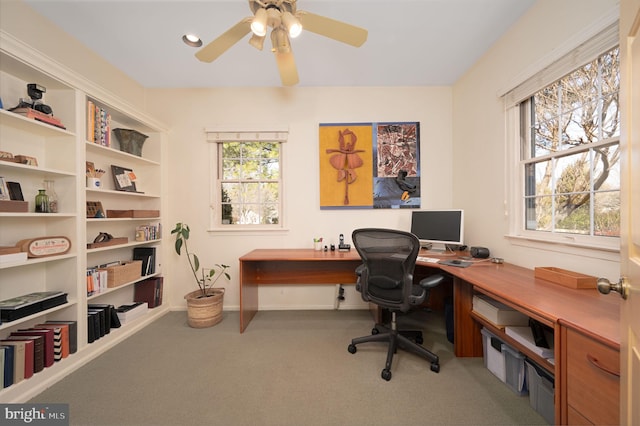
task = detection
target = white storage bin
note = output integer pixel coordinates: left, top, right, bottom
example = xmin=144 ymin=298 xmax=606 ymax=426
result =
xmin=481 ymin=327 xmax=506 ymax=382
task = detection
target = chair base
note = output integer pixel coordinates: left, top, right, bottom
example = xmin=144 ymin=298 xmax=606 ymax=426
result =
xmin=348 ymin=316 xmax=440 ymax=381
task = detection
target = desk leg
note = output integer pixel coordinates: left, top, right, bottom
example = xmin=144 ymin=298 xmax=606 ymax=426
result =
xmin=239 ymin=260 xmax=259 ymax=333
xmin=453 ymin=277 xmax=483 ymax=357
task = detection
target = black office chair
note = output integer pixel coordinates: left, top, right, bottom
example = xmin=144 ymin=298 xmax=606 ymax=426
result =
xmin=347 ymin=228 xmax=444 ymax=381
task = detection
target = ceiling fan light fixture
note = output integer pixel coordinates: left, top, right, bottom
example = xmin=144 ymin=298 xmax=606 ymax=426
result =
xmin=271 ymin=27 xmax=291 ymax=54
xmin=182 ymin=34 xmax=203 ymax=48
xmin=281 ymin=11 xmax=302 ymax=38
xmin=251 ymin=7 xmax=268 ymax=37
xmin=249 ymin=33 xmax=265 ymax=51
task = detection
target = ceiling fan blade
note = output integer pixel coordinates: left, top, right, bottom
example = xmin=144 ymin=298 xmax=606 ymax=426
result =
xmin=195 ymin=18 xmax=252 ymax=63
xmin=274 ymin=51 xmax=299 ymax=86
xmin=296 ymin=11 xmax=368 ymax=47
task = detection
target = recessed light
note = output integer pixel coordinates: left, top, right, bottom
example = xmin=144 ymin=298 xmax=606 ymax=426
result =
xmin=182 ymin=34 xmax=203 ymax=48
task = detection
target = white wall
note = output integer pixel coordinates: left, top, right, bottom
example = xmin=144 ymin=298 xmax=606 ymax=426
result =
xmin=145 ymin=87 xmax=453 ymax=310
xmin=452 ymin=0 xmax=621 ymax=279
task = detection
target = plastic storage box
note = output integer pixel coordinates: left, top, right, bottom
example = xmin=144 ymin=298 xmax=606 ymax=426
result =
xmin=525 ymin=360 xmax=555 ymax=425
xmin=481 ymin=327 xmax=506 ymax=382
xmin=502 ymin=344 xmax=528 ymax=395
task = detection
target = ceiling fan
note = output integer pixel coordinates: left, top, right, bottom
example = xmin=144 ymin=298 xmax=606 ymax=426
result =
xmin=195 ymin=0 xmax=368 ymax=86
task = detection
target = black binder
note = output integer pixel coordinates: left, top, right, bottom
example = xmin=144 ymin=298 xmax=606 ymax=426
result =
xmin=133 ymin=247 xmax=156 ymax=276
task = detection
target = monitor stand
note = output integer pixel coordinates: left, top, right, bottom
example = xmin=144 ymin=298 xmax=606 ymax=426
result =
xmin=420 ymin=242 xmax=447 ymax=254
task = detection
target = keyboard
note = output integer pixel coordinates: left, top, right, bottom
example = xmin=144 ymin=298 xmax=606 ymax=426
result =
xmin=416 ymin=256 xmax=441 ymax=263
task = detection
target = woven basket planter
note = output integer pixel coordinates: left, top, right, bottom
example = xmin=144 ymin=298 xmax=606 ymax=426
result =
xmin=184 ymin=288 xmax=225 ymax=328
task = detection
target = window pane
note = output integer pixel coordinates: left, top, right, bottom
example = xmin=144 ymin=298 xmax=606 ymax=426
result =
xmin=593 ymin=144 xmax=620 ymax=190
xmin=601 ymin=93 xmax=620 ymax=138
xmin=553 ymin=152 xmax=590 ymax=196
xmin=554 ymin=201 xmax=589 ymax=234
xmin=222 ymin=159 xmax=239 ymax=180
xmin=525 ymin=196 xmax=552 ymax=231
xmin=525 ymin=161 xmax=552 ymax=197
xmin=594 ymin=191 xmax=620 ymax=236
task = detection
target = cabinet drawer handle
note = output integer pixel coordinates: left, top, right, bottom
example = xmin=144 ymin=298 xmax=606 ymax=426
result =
xmin=586 ymin=354 xmax=620 ymax=378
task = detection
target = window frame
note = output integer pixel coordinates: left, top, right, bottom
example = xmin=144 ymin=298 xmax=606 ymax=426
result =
xmin=207 ymin=128 xmax=288 ymax=233
xmin=503 ymin=21 xmax=621 ymax=256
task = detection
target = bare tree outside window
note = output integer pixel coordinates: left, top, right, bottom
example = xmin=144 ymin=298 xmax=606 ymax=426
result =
xmin=521 ymin=47 xmax=620 ymax=238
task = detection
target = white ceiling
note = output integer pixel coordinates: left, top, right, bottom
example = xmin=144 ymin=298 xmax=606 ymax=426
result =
xmin=23 ymin=0 xmax=535 ymax=88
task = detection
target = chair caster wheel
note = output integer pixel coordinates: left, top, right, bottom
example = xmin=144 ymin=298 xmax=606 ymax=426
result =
xmin=348 ymin=344 xmax=357 ymax=354
xmin=431 ymin=363 xmax=440 ymax=373
xmin=371 ymin=328 xmax=379 ymax=335
xmin=381 ymin=369 xmax=392 ymax=381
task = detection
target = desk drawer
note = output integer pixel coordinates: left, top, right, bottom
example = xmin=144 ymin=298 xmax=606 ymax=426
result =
xmin=565 ymin=327 xmax=619 ymax=425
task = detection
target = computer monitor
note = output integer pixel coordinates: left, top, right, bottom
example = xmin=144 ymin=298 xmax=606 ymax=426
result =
xmin=410 ymin=209 xmax=464 ymax=252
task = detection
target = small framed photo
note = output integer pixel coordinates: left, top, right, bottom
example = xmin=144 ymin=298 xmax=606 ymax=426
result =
xmin=7 ymin=181 xmax=24 ymax=201
xmin=111 ymin=165 xmax=138 ymax=192
xmin=0 ymin=177 xmax=9 ymax=200
xmin=86 ymin=201 xmax=105 ymax=218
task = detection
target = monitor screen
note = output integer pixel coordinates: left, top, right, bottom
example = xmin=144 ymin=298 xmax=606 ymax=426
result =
xmin=410 ymin=209 xmax=464 ymax=250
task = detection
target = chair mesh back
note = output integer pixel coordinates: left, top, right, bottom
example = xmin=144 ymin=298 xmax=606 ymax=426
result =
xmin=352 ymin=228 xmax=420 ymax=312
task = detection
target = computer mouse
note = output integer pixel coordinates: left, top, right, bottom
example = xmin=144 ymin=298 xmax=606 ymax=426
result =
xmin=451 ymin=259 xmax=462 ymax=265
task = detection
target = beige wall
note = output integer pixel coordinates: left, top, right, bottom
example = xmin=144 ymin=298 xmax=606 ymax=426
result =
xmin=145 ymin=87 xmax=453 ymax=309
xmin=2 ymin=0 xmax=624 ymax=310
xmin=453 ymin=0 xmax=621 ymax=279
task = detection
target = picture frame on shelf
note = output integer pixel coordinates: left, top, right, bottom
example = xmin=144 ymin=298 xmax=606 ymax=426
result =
xmin=7 ymin=181 xmax=24 ymax=201
xmin=111 ymin=165 xmax=139 ymax=192
xmin=86 ymin=201 xmax=105 ymax=218
xmin=0 ymin=177 xmax=9 ymax=200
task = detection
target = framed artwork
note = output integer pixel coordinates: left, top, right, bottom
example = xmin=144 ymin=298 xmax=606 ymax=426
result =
xmin=319 ymin=122 xmax=420 ymax=209
xmin=111 ymin=165 xmax=138 ymax=192
xmin=0 ymin=177 xmax=10 ymax=200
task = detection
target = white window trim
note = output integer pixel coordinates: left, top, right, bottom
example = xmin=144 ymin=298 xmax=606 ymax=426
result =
xmin=206 ymin=126 xmax=289 ymax=233
xmin=503 ymin=19 xmax=621 ymax=259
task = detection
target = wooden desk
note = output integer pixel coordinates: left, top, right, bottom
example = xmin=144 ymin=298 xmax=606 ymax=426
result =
xmin=238 ymin=249 xmax=621 ymax=424
xmin=239 ymin=249 xmax=362 ymax=333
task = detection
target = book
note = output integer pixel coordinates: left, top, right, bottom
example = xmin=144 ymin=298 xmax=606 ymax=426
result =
xmin=472 ymin=295 xmax=529 ymax=327
xmin=0 ymin=291 xmax=68 ymax=322
xmin=88 ymin=309 xmax=106 ymax=337
xmin=46 ymin=321 xmax=77 ymax=354
xmin=0 ymin=341 xmax=25 ymax=383
xmin=36 ymin=324 xmax=69 ymax=359
xmin=88 ymin=304 xmax=115 ymax=332
xmin=134 ymin=277 xmax=163 ymax=308
xmin=116 ymin=302 xmax=148 ymax=323
xmin=9 ymin=107 xmax=66 ymax=129
xmin=34 ymin=325 xmax=62 ymax=361
xmin=1 ymin=345 xmax=14 ymax=387
xmin=13 ymin=329 xmax=54 ymax=368
xmin=3 ymin=338 xmax=34 ymax=378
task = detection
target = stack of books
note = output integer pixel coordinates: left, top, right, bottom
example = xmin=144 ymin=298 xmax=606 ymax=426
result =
xmin=472 ymin=294 xmax=529 ymax=328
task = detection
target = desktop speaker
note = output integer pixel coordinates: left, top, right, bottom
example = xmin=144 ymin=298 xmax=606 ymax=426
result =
xmin=470 ymin=246 xmax=490 ymax=259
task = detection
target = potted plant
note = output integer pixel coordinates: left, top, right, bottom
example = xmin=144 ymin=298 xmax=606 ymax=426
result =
xmin=172 ymin=222 xmax=230 ymax=328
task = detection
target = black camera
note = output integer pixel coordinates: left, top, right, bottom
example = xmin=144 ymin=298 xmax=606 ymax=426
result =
xmin=13 ymin=83 xmax=53 ymax=115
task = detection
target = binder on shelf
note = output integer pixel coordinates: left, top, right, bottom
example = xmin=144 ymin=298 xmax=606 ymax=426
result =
xmin=2 ymin=339 xmax=34 ymax=378
xmin=116 ymin=302 xmax=148 ymax=324
xmin=88 ymin=304 xmax=113 ymax=334
xmin=45 ymin=321 xmax=77 ymax=354
xmin=133 ymin=247 xmax=156 ymax=276
xmin=34 ymin=325 xmax=63 ymax=361
xmin=0 ymin=341 xmax=25 ymax=383
xmin=472 ymin=294 xmax=529 ymax=327
xmin=1 ymin=345 xmax=14 ymax=388
xmin=36 ymin=323 xmax=69 ymax=359
xmin=134 ymin=277 xmax=163 ymax=308
xmin=13 ymin=329 xmax=54 ymax=368
xmin=6 ymin=335 xmax=43 ymax=373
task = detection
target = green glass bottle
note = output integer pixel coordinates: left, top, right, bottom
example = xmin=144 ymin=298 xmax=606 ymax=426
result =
xmin=35 ymin=189 xmax=49 ymax=213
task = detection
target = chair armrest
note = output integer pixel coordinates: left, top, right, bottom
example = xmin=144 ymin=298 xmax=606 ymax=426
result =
xmin=355 ymin=264 xmax=366 ymax=276
xmin=419 ymin=274 xmax=444 ymax=289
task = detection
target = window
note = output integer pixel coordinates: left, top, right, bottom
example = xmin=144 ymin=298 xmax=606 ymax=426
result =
xmin=504 ymin=24 xmax=620 ymax=250
xmin=521 ymin=47 xmax=620 ymax=238
xmin=208 ymin=129 xmax=286 ymax=229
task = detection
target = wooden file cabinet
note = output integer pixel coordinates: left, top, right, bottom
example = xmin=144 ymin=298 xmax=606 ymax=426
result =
xmin=562 ymin=326 xmax=620 ymax=425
